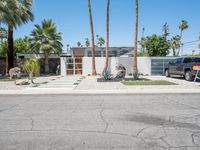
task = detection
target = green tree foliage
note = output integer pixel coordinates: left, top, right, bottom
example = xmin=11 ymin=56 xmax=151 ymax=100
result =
xmin=97 ymin=37 xmax=105 ymax=47
xmin=0 ymin=0 xmax=34 ymax=71
xmin=14 ymin=37 xmax=31 ymax=55
xmin=77 ymin=41 xmax=82 ymax=47
xmin=85 ymin=38 xmax=90 ymax=47
xmin=24 ymin=57 xmax=40 ymax=84
xmin=170 ymin=35 xmax=181 ymax=56
xmin=0 ymin=40 xmax=6 ymax=57
xmin=143 ymin=34 xmax=170 ymax=56
xmin=0 ymin=37 xmax=31 ymax=57
xmin=30 ymin=19 xmax=63 ymax=73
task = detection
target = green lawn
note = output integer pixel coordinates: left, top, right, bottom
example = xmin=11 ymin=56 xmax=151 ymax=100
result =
xmin=121 ymin=80 xmax=177 ymax=86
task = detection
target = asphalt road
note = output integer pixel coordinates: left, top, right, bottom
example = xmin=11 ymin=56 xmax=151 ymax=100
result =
xmin=0 ymin=94 xmax=200 ymax=150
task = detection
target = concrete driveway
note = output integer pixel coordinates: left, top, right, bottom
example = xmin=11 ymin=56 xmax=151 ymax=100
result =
xmin=0 ymin=94 xmax=200 ymax=150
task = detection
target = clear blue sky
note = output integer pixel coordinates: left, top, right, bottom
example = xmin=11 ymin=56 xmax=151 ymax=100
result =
xmin=15 ymin=0 xmax=200 ymax=54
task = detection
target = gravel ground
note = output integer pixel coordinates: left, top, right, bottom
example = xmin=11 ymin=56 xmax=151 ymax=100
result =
xmin=0 ymin=76 xmax=61 ymax=90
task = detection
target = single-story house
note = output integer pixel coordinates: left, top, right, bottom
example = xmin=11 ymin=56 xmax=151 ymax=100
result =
xmin=60 ymin=47 xmax=175 ymax=76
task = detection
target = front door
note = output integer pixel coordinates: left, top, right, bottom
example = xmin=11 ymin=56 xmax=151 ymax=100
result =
xmin=66 ymin=58 xmax=82 ymax=75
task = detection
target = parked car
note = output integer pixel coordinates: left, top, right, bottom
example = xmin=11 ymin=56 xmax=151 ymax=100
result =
xmin=165 ymin=57 xmax=200 ymax=81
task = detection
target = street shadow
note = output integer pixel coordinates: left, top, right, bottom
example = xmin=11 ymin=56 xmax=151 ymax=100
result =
xmin=125 ymin=114 xmax=200 ymax=130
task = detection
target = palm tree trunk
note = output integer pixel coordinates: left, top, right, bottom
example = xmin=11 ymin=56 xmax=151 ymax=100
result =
xmin=7 ymin=25 xmax=14 ymax=73
xmin=29 ymin=72 xmax=34 ymax=84
xmin=88 ymin=0 xmax=97 ymax=76
xmin=133 ymin=0 xmax=139 ymax=78
xmin=104 ymin=0 xmax=110 ymax=72
xmin=44 ymin=51 xmax=49 ymax=73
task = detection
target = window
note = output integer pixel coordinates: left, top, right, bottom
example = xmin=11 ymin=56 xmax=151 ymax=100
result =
xmin=193 ymin=58 xmax=200 ymax=63
xmin=183 ymin=58 xmax=191 ymax=63
xmin=175 ymin=58 xmax=183 ymax=64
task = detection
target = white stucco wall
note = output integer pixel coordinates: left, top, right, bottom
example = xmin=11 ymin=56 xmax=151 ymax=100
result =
xmin=82 ymin=57 xmax=151 ymax=76
xmin=60 ymin=57 xmax=176 ymax=76
xmin=60 ymin=57 xmax=67 ymax=76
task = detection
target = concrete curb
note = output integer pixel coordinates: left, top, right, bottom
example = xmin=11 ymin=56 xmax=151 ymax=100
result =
xmin=0 ymin=88 xmax=200 ymax=95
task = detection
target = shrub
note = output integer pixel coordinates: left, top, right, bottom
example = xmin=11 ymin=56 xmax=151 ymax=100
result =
xmin=24 ymin=57 xmax=40 ymax=84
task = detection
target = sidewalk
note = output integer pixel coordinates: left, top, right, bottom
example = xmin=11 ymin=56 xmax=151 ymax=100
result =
xmin=0 ymin=76 xmax=200 ymax=95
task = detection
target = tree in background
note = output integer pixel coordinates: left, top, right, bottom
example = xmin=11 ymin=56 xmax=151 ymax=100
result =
xmin=179 ymin=20 xmax=189 ymax=39
xmin=87 ymin=0 xmax=97 ymax=75
xmin=133 ymin=0 xmax=139 ymax=80
xmin=143 ymin=34 xmax=170 ymax=56
xmin=170 ymin=35 xmax=181 ymax=56
xmin=0 ymin=0 xmax=34 ymax=72
xmin=77 ymin=41 xmax=82 ymax=47
xmin=30 ymin=19 xmax=63 ymax=74
xmin=24 ymin=57 xmax=40 ymax=84
xmin=97 ymin=37 xmax=105 ymax=47
xmin=85 ymin=38 xmax=90 ymax=47
xmin=162 ymin=22 xmax=169 ymax=40
xmin=179 ymin=20 xmax=189 ymax=55
xmin=0 ymin=37 xmax=31 ymax=58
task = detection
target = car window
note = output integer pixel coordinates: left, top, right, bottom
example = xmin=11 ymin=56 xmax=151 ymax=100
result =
xmin=183 ymin=58 xmax=191 ymax=63
xmin=176 ymin=58 xmax=183 ymax=64
xmin=192 ymin=58 xmax=200 ymax=63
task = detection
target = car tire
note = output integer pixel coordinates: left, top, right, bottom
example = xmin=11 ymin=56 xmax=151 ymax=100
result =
xmin=165 ymin=69 xmax=170 ymax=77
xmin=185 ymin=70 xmax=194 ymax=81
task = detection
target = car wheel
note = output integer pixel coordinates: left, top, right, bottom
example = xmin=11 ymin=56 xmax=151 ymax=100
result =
xmin=185 ymin=70 xmax=194 ymax=81
xmin=165 ymin=69 xmax=170 ymax=77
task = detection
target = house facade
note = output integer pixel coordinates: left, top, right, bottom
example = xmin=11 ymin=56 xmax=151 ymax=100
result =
xmin=60 ymin=47 xmax=175 ymax=76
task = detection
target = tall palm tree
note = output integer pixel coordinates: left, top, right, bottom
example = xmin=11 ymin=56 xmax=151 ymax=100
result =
xmin=179 ymin=20 xmax=189 ymax=39
xmin=30 ymin=19 xmax=63 ymax=73
xmin=104 ymin=0 xmax=110 ymax=72
xmin=0 ymin=0 xmax=34 ymax=72
xmin=179 ymin=20 xmax=189 ymax=56
xmin=133 ymin=0 xmax=139 ymax=79
xmin=87 ymin=0 xmax=97 ymax=75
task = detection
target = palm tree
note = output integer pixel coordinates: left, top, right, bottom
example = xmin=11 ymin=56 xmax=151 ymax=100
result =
xmin=133 ymin=0 xmax=139 ymax=79
xmin=0 ymin=0 xmax=34 ymax=73
xmin=170 ymin=35 xmax=181 ymax=56
xmin=85 ymin=38 xmax=90 ymax=47
xmin=98 ymin=37 xmax=105 ymax=47
xmin=179 ymin=20 xmax=189 ymax=39
xmin=30 ymin=19 xmax=63 ymax=73
xmin=179 ymin=20 xmax=189 ymax=55
xmin=87 ymin=0 xmax=97 ymax=75
xmin=104 ymin=0 xmax=110 ymax=72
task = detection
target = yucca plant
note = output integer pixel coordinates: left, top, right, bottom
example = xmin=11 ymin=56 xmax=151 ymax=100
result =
xmin=24 ymin=57 xmax=40 ymax=84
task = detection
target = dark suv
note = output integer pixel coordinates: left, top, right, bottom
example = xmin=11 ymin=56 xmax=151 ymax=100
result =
xmin=165 ymin=57 xmax=200 ymax=81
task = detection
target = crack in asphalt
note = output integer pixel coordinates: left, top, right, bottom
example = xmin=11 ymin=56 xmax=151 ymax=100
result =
xmin=99 ymin=99 xmax=109 ymax=132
